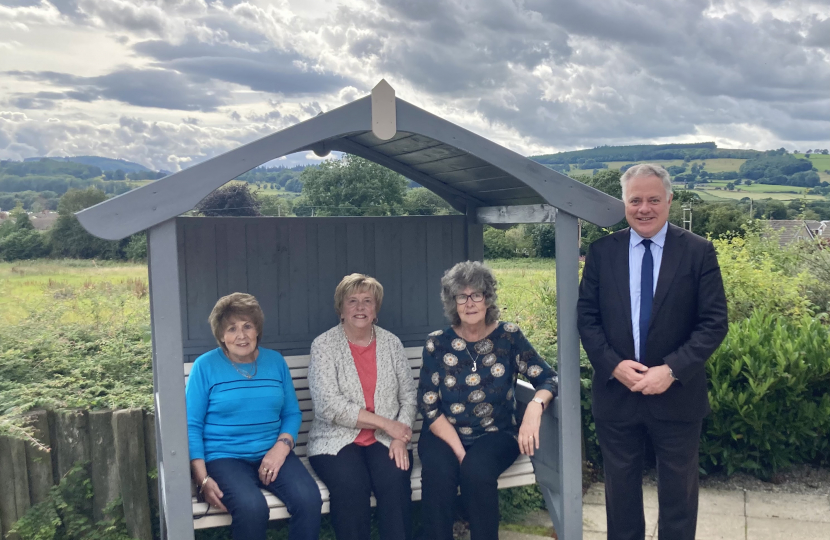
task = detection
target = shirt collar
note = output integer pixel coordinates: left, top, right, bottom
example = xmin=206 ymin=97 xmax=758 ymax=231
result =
xmin=629 ymin=221 xmax=669 ymax=249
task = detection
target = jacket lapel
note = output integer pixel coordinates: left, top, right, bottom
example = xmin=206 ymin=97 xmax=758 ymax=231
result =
xmin=649 ymin=224 xmax=685 ymax=327
xmin=612 ymin=229 xmax=634 ymax=344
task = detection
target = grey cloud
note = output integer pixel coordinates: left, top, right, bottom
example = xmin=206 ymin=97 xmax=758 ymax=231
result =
xmin=134 ymin=39 xmax=356 ymax=95
xmin=6 ymin=68 xmax=229 ymax=111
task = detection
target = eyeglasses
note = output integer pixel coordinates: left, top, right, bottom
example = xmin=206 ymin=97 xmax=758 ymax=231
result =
xmin=455 ymin=292 xmax=485 ymax=304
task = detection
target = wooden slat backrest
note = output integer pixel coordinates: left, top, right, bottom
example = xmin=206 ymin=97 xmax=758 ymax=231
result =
xmin=183 ymin=346 xmax=425 ymax=457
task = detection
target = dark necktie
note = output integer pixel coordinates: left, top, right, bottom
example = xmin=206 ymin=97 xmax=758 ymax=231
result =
xmin=639 ymin=239 xmax=653 ymax=363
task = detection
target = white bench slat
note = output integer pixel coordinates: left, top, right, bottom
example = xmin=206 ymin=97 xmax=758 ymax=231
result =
xmin=193 ymin=454 xmax=536 ymax=529
xmin=188 ymin=346 xmax=539 ymax=527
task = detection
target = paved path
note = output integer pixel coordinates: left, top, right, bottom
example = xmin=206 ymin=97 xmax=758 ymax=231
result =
xmin=499 ymin=483 xmax=830 ymax=539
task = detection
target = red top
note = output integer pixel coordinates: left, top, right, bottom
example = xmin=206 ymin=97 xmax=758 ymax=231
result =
xmin=350 ymin=340 xmax=378 ymax=446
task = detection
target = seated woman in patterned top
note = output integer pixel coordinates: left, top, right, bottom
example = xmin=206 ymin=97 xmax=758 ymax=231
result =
xmin=417 ymin=261 xmax=558 ymax=540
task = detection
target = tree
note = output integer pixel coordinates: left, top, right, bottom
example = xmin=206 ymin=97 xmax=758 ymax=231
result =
xmin=50 ymin=187 xmax=124 ymax=259
xmin=300 ymin=155 xmax=407 ymax=216
xmin=195 ymin=183 xmax=261 ymax=217
xmin=10 ymin=203 xmax=33 ymax=231
xmin=258 ymin=194 xmax=293 ymax=217
xmin=401 ymin=187 xmax=453 ymax=216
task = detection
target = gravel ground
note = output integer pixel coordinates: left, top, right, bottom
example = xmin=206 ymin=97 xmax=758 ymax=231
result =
xmin=642 ymin=465 xmax=830 ymax=496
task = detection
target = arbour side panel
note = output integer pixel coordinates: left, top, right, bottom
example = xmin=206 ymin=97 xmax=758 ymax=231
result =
xmin=178 ymin=216 xmax=472 ymax=358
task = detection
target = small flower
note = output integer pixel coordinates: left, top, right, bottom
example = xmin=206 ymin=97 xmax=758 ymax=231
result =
xmin=527 ymin=365 xmax=544 ymax=378
xmin=485 ymin=426 xmax=499 ymax=432
xmin=503 ymin=322 xmax=519 ymax=333
xmin=468 ymin=390 xmax=486 ymax=403
xmin=431 ymin=372 xmax=440 ymax=386
xmin=425 ymin=339 xmax=435 ymax=353
xmin=429 ymin=329 xmax=444 ymax=336
xmin=423 ymin=391 xmax=438 ymax=405
xmin=465 ymin=373 xmax=481 ymax=386
xmin=474 ymin=403 xmax=494 ymax=417
xmin=482 ymin=353 xmax=497 ymax=367
xmin=480 ymin=417 xmax=494 ymax=427
xmin=427 ymin=409 xmax=438 ymax=419
xmin=448 ymin=416 xmax=457 ymax=424
xmin=491 ymin=363 xmax=505 ymax=377
xmin=451 ymin=339 xmax=467 ymax=351
xmin=445 ymin=375 xmax=457 ymax=388
xmin=459 ymin=426 xmax=473 ymax=435
xmin=506 ymin=388 xmax=514 ymax=401
xmin=443 ymin=353 xmax=458 ymax=366
xmin=450 ymin=403 xmax=466 ymax=414
xmin=517 ymin=360 xmax=527 ymax=373
xmin=474 ymin=339 xmax=494 ymax=355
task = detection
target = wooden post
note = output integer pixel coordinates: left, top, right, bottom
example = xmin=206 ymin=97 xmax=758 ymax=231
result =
xmin=113 ymin=409 xmax=153 ymax=540
xmin=144 ymin=413 xmax=160 ymax=517
xmin=0 ymin=435 xmax=31 ymax=537
xmin=89 ymin=410 xmax=120 ymax=521
xmin=54 ymin=409 xmax=91 ymax=480
xmin=23 ymin=410 xmax=54 ymax=505
xmin=466 ymin=205 xmax=484 ymax=261
xmin=147 ymin=219 xmax=195 ymax=540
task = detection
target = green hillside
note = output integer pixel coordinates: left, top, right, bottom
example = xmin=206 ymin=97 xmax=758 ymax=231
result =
xmin=24 ymin=156 xmax=152 ymax=173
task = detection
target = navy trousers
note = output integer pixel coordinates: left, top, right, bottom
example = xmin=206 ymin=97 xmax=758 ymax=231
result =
xmin=205 ymin=451 xmax=322 ymax=540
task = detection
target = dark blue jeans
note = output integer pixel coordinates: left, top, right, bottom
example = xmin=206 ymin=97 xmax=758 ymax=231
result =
xmin=206 ymin=452 xmax=322 ymax=540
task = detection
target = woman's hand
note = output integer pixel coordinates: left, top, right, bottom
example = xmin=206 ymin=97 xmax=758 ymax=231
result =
xmin=388 ymin=439 xmax=410 ymax=470
xmin=518 ymin=401 xmax=544 ymax=456
xmin=259 ymin=442 xmax=290 ymax=485
xmin=201 ymin=478 xmax=227 ymax=512
xmin=383 ymin=419 xmax=413 ymax=443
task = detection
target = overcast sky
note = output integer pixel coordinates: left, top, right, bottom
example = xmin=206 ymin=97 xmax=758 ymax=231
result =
xmin=1 ymin=0 xmax=828 ymax=171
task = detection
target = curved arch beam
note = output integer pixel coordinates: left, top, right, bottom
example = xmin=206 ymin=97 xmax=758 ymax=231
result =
xmin=77 ymin=97 xmax=373 ymax=240
xmin=395 ymin=100 xmax=624 ymax=227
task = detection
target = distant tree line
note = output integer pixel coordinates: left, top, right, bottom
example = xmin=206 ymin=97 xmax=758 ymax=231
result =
xmin=533 ymin=142 xmax=759 ymax=166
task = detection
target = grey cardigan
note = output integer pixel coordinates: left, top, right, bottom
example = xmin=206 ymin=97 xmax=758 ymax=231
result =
xmin=307 ymin=324 xmax=418 ymax=457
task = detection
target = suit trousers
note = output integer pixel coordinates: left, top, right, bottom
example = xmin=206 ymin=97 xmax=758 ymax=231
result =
xmin=595 ymin=405 xmax=702 ymax=540
xmin=309 ymin=441 xmax=413 ymax=540
xmin=418 ymin=429 xmax=520 ymax=540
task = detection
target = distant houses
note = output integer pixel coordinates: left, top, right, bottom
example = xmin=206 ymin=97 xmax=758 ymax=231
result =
xmin=764 ymin=219 xmax=830 ymax=246
xmin=0 ymin=210 xmax=58 ymax=231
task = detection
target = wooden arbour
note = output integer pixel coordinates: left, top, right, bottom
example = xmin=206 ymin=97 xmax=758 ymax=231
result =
xmin=77 ymin=80 xmax=624 ymax=539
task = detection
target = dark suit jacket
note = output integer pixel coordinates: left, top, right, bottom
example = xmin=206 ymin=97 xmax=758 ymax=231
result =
xmin=577 ymin=223 xmax=729 ymax=422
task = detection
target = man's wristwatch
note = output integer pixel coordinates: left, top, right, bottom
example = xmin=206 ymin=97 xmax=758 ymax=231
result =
xmin=668 ymin=367 xmax=677 ymax=380
xmin=531 ymin=397 xmax=546 ymax=410
xmin=276 ymin=437 xmax=294 ymax=450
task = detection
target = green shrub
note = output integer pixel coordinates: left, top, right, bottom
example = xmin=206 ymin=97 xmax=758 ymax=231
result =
xmin=0 ymin=229 xmax=50 ymax=261
xmin=701 ymin=310 xmax=830 ymax=477
xmin=11 ymin=463 xmax=132 ymax=540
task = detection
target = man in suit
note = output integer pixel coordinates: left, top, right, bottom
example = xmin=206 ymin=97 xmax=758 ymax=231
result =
xmin=577 ymin=164 xmax=728 ymax=540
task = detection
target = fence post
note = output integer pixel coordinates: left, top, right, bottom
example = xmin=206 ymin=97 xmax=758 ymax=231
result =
xmin=90 ymin=410 xmax=121 ymax=522
xmin=23 ymin=409 xmax=54 ymax=505
xmin=113 ymin=409 xmax=153 ymax=540
xmin=54 ymin=409 xmax=91 ymax=480
xmin=0 ymin=435 xmax=31 ymax=538
xmin=144 ymin=413 xmax=160 ymax=516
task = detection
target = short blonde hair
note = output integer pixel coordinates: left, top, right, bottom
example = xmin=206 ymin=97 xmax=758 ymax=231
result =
xmin=334 ymin=274 xmax=384 ymax=319
xmin=208 ymin=293 xmax=265 ymax=352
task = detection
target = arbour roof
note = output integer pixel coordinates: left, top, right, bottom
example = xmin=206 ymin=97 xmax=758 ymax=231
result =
xmin=77 ymin=82 xmax=623 ymax=240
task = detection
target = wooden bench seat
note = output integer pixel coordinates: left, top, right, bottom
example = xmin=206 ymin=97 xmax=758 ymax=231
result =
xmin=185 ymin=346 xmax=545 ymax=530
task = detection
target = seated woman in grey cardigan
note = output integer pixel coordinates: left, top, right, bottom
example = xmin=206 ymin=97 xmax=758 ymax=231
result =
xmin=308 ymin=273 xmax=418 ymax=540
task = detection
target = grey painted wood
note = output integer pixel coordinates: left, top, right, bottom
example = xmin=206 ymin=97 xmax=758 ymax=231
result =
xmin=371 ymin=79 xmax=396 ymax=140
xmin=395 ymin=99 xmax=624 ymax=226
xmin=177 ymin=216 xmax=471 ymax=358
xmin=465 ymin=207 xmax=484 ymax=262
xmin=477 ymin=204 xmax=557 ymax=224
xmin=555 ymin=212 xmax=583 ymax=539
xmin=113 ymin=409 xmax=153 ymax=540
xmin=89 ymin=410 xmax=120 ymax=522
xmin=76 ymin=97 xmax=373 ymax=240
xmin=22 ymin=410 xmax=53 ymax=505
xmin=147 ymin=219 xmax=194 ymax=540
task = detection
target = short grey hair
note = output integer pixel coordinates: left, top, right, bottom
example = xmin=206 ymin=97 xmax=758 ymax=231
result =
xmin=620 ymin=163 xmax=673 ymax=200
xmin=440 ymin=261 xmax=500 ymax=326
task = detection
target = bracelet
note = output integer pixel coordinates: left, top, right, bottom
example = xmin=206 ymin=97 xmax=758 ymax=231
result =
xmin=276 ymin=437 xmax=294 ymax=451
xmin=531 ymin=397 xmax=546 ymax=410
xmin=199 ymin=475 xmax=211 ymax=493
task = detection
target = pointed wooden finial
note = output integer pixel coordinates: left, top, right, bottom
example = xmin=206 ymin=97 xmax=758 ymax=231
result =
xmin=371 ymin=79 xmax=396 ymax=140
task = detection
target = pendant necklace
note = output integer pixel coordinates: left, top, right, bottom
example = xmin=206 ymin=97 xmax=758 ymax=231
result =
xmin=459 ymin=329 xmax=481 ymax=372
xmin=229 ymin=358 xmax=257 ymax=379
xmin=345 ymin=325 xmax=375 ymax=347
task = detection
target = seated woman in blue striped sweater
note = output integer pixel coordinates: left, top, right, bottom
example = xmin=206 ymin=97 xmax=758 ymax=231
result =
xmin=186 ymin=293 xmax=322 ymax=540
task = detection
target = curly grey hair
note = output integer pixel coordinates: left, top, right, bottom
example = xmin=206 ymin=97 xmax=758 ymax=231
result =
xmin=620 ymin=163 xmax=673 ymax=200
xmin=440 ymin=261 xmax=500 ymax=326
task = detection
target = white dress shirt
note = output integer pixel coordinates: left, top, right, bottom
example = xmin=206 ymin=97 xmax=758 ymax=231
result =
xmin=629 ymin=222 xmax=668 ymax=362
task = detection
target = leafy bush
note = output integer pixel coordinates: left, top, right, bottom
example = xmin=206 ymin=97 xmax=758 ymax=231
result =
xmin=0 ymin=229 xmax=50 ymax=261
xmin=483 ymin=226 xmax=534 ymax=259
xmin=701 ymin=310 xmax=830 ymax=476
xmin=11 ymin=463 xmax=132 ymax=540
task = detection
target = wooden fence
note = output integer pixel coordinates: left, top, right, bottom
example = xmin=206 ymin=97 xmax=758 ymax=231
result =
xmin=0 ymin=409 xmax=158 ymax=540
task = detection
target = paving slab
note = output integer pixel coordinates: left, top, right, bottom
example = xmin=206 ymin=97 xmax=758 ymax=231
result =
xmin=497 ymin=530 xmax=552 ymax=540
xmin=583 ymin=483 xmax=659 ymax=508
xmin=747 ymin=516 xmax=829 ymax=540
xmin=695 ymin=512 xmax=747 ymax=540
xmin=698 ymin=488 xmax=746 ymax=516
xmin=745 ymin=491 xmax=830 ymax=523
xmin=582 ymin=502 xmax=658 ymax=535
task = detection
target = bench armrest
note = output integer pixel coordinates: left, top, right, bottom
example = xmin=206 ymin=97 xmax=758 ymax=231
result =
xmin=516 ymin=379 xmax=560 ymax=489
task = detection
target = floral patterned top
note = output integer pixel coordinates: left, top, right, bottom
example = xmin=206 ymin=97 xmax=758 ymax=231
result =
xmin=417 ymin=322 xmax=558 ymax=444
